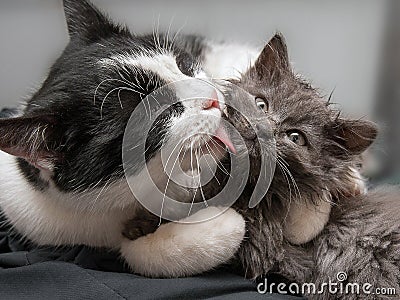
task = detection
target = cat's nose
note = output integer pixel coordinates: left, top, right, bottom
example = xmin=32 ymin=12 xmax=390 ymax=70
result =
xmin=203 ymin=99 xmax=220 ymax=110
xmin=202 ymin=90 xmax=220 ymax=110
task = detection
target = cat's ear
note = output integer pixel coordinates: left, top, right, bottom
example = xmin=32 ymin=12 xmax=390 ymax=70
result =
xmin=249 ymin=33 xmax=290 ymax=80
xmin=331 ymin=119 xmax=378 ymax=155
xmin=63 ymin=0 xmax=125 ymax=41
xmin=0 ymin=115 xmax=61 ymax=170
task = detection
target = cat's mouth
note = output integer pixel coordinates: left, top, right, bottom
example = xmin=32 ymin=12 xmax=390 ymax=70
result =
xmin=174 ymin=125 xmax=236 ymax=174
xmin=192 ymin=124 xmax=236 ymax=157
xmin=211 ymin=126 xmax=236 ymax=154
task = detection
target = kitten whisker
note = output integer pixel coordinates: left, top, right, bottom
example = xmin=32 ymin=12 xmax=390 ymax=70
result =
xmin=277 ymin=157 xmax=302 ymax=201
xmin=277 ymin=160 xmax=293 ymax=223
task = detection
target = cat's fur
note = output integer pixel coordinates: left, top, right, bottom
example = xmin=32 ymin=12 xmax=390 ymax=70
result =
xmin=0 ymin=0 xmax=247 ymax=278
xmin=226 ymin=34 xmax=399 ymax=299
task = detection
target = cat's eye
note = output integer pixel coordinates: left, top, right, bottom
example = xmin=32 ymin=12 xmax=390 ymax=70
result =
xmin=255 ymin=97 xmax=269 ymax=112
xmin=176 ymin=53 xmax=195 ymax=76
xmin=286 ymin=130 xmax=307 ymax=147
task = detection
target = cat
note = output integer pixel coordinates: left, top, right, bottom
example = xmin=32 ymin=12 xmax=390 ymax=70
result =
xmin=225 ymin=34 xmax=399 ymax=299
xmin=0 ymin=0 xmax=247 ymax=278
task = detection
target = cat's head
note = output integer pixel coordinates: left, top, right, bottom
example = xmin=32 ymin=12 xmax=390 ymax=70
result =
xmin=228 ymin=33 xmax=378 ymax=243
xmin=0 ymin=0 xmax=228 ymax=211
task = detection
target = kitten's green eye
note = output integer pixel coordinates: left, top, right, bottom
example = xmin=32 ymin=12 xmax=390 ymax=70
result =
xmin=286 ymin=130 xmax=307 ymax=146
xmin=255 ymin=97 xmax=269 ymax=112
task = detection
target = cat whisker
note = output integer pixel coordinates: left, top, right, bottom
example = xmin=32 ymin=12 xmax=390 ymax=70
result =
xmin=155 ymin=14 xmax=162 ymax=53
xmin=117 ymin=89 xmax=124 ymax=109
xmin=280 ymin=161 xmax=301 ymax=200
xmin=144 ymin=96 xmax=152 ymax=119
xmin=166 ymin=15 xmax=176 ymax=52
xmin=170 ymin=19 xmax=187 ymax=53
xmin=195 ymin=147 xmax=208 ymax=208
xmin=100 ymin=86 xmax=145 ymax=119
xmin=159 ymin=139 xmax=185 ymax=225
xmin=199 ymin=137 xmax=221 ymax=185
xmin=187 ymin=141 xmax=198 ymax=216
xmin=165 ymin=15 xmax=175 ymax=50
xmin=206 ymin=138 xmax=231 ymax=177
xmin=94 ymin=78 xmax=142 ymax=105
xmin=203 ymin=141 xmax=230 ymax=178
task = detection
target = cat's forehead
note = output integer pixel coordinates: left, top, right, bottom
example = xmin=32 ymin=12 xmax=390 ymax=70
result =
xmin=99 ymin=50 xmax=189 ymax=84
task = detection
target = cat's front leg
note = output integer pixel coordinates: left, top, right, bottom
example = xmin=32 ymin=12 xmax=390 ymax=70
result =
xmin=120 ymin=206 xmax=245 ymax=278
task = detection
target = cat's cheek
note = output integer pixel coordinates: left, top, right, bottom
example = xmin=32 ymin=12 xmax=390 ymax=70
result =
xmin=119 ymin=206 xmax=246 ymax=278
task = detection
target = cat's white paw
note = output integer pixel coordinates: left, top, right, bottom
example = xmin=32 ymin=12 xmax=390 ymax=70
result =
xmin=120 ymin=206 xmax=245 ymax=278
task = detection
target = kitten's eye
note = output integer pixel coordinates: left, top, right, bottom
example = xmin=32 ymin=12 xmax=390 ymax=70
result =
xmin=286 ymin=130 xmax=307 ymax=146
xmin=255 ymin=97 xmax=269 ymax=112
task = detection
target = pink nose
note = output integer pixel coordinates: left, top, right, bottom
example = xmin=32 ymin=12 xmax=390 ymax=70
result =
xmin=203 ymin=90 xmax=220 ymax=110
xmin=203 ymin=99 xmax=220 ymax=110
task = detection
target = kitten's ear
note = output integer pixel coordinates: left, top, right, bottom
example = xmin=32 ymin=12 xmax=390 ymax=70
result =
xmin=63 ymin=0 xmax=124 ymax=41
xmin=0 ymin=115 xmax=61 ymax=170
xmin=331 ymin=119 xmax=378 ymax=155
xmin=249 ymin=33 xmax=290 ymax=80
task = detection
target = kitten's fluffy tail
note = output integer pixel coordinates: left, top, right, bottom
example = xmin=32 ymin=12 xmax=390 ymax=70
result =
xmin=120 ymin=206 xmax=245 ymax=278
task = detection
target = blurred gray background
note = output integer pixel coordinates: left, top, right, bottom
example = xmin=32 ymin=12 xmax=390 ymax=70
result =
xmin=0 ymin=0 xmax=398 ymax=180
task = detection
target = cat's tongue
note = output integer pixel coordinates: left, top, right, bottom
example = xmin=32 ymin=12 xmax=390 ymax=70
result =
xmin=214 ymin=126 xmax=236 ymax=154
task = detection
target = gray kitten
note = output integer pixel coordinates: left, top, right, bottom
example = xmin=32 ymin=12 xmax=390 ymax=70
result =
xmin=227 ymin=34 xmax=399 ymax=299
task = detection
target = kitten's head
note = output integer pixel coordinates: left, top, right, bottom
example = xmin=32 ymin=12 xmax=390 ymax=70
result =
xmin=0 ymin=0 xmax=227 ymax=211
xmin=228 ymin=34 xmax=378 ymax=240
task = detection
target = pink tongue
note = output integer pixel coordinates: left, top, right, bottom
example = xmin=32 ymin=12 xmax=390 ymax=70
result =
xmin=214 ymin=126 xmax=236 ymax=154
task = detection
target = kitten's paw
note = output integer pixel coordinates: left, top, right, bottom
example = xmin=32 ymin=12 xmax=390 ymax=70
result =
xmin=120 ymin=206 xmax=245 ymax=278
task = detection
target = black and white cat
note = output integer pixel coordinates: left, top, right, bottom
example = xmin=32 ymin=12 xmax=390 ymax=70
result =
xmin=0 ymin=0 xmax=248 ymax=278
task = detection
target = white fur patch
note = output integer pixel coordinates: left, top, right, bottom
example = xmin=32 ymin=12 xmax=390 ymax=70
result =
xmin=100 ymin=52 xmax=194 ymax=83
xmin=283 ymin=195 xmax=332 ymax=245
xmin=0 ymin=151 xmax=137 ymax=248
xmin=202 ymin=42 xmax=259 ymax=80
xmin=120 ymin=206 xmax=245 ymax=277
